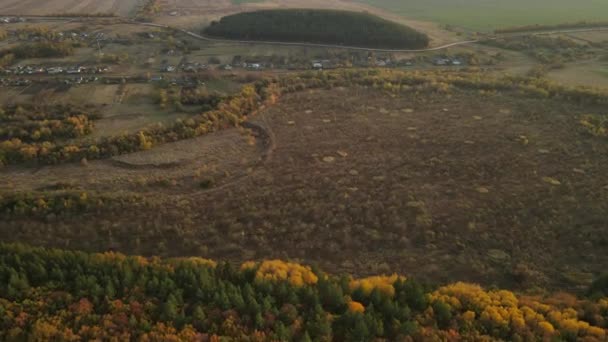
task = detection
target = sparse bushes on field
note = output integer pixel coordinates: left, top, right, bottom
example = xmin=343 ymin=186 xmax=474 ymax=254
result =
xmin=0 ymin=191 xmax=145 ymax=218
xmin=98 ymin=53 xmax=129 ymax=64
xmin=137 ymin=0 xmax=162 ymax=18
xmin=580 ymin=114 xmax=608 ymax=137
xmin=481 ymin=35 xmax=593 ymax=64
xmin=3 ymin=69 xmax=608 ymax=168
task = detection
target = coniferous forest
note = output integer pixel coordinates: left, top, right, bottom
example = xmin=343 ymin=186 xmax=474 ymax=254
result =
xmin=0 ymin=244 xmax=606 ymax=341
xmin=204 ymin=9 xmax=430 ymax=49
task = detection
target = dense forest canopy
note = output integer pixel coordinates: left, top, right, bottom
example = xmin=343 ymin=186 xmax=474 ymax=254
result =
xmin=203 ymin=9 xmax=430 ymax=49
xmin=0 ymin=243 xmax=606 ymax=340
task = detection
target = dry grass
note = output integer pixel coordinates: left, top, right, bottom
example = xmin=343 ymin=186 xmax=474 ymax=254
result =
xmin=548 ymin=61 xmax=608 ymax=88
xmin=1 ymin=86 xmax=607 ymax=289
xmin=0 ymin=0 xmax=139 ymax=16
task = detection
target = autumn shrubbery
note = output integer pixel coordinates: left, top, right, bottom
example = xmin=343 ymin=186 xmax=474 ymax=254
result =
xmin=580 ymin=114 xmax=608 ymax=137
xmin=2 ymin=69 xmax=607 ymax=169
xmin=0 ymin=191 xmax=147 ymax=218
xmin=0 ymin=83 xmax=267 ymax=167
xmin=0 ymin=104 xmax=96 ymax=143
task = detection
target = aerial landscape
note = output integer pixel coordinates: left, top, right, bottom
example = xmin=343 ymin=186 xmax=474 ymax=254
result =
xmin=0 ymin=0 xmax=607 ymax=340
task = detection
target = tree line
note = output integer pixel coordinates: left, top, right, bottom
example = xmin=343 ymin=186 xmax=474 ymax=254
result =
xmin=204 ymin=9 xmax=430 ymax=49
xmin=0 ymin=41 xmax=74 ymax=59
xmin=495 ymin=21 xmax=608 ymax=34
xmin=0 ymin=243 xmax=605 ymax=340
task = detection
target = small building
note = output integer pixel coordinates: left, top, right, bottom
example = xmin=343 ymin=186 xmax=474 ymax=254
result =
xmin=433 ymin=57 xmax=451 ymax=66
xmin=161 ymin=65 xmax=176 ymax=72
xmin=246 ymin=63 xmax=262 ymax=70
xmin=66 ymin=66 xmax=83 ymax=74
xmin=47 ymin=67 xmax=63 ymax=74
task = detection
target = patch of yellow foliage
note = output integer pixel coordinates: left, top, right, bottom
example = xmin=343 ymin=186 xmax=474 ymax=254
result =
xmin=240 ymin=261 xmax=257 ymax=271
xmin=255 ymin=260 xmax=318 ymax=287
xmin=349 ymin=274 xmax=404 ymax=298
xmin=171 ymin=257 xmax=217 ymax=268
xmin=348 ymin=300 xmax=365 ymax=313
xmin=431 ymin=282 xmax=607 ymax=340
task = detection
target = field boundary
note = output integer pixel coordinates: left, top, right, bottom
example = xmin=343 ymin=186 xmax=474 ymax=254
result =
xmin=7 ymin=16 xmax=608 ymax=53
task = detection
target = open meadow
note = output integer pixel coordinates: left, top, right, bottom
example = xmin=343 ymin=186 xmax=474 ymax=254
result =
xmin=355 ymin=0 xmax=608 ymax=31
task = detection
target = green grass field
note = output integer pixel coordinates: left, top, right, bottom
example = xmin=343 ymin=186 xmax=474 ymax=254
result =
xmin=357 ymin=0 xmax=608 ymax=31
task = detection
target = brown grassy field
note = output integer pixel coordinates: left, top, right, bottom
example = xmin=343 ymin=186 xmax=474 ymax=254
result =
xmin=1 ymin=85 xmax=607 ymax=290
xmin=0 ymin=0 xmax=140 ymax=16
xmin=548 ymin=61 xmax=608 ymax=88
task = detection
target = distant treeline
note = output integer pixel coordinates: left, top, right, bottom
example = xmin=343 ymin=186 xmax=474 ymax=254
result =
xmin=495 ymin=21 xmax=608 ymax=34
xmin=204 ymin=9 xmax=430 ymax=49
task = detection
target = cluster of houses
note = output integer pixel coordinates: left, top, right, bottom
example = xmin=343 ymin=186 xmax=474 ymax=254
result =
xmin=0 ymin=73 xmax=208 ymax=87
xmin=0 ymin=17 xmax=26 ymax=24
xmin=0 ymin=76 xmax=101 ymax=87
xmin=149 ymin=75 xmax=206 ymax=87
xmin=0 ymin=65 xmax=111 ymax=76
xmin=8 ymin=29 xmax=107 ymax=42
xmin=160 ymin=61 xmax=209 ymax=73
xmin=432 ymin=56 xmax=465 ymax=66
xmin=0 ymin=78 xmax=32 ymax=87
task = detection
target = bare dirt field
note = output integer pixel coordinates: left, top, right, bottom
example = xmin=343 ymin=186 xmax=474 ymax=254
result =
xmin=0 ymin=0 xmax=140 ymax=16
xmin=1 ymin=85 xmax=607 ymax=290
